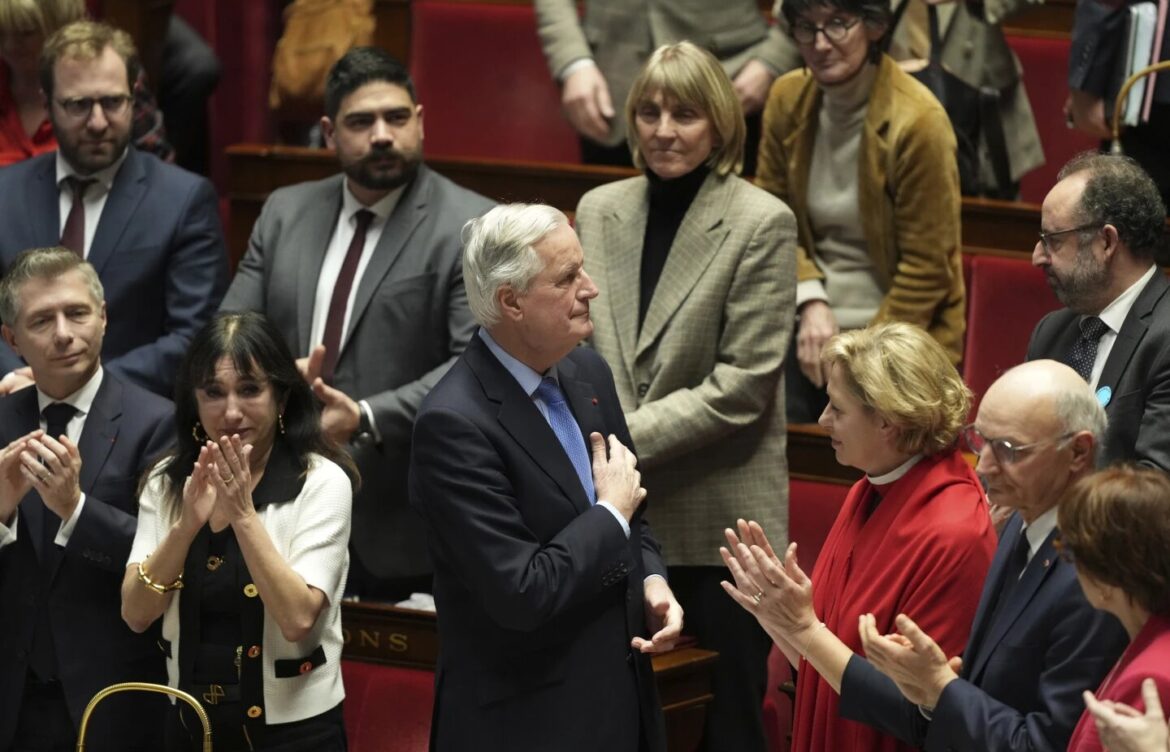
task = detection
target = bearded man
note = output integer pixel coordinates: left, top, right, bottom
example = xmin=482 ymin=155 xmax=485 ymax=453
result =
xmin=221 ymin=47 xmax=495 ymax=598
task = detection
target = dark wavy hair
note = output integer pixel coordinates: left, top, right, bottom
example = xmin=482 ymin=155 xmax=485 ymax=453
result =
xmin=157 ymin=312 xmax=358 ymax=507
xmin=324 ymin=46 xmax=415 ymax=119
xmin=1058 ymin=152 xmax=1167 ymax=262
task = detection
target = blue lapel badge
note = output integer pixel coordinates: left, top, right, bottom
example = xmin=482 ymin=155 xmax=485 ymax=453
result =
xmin=1096 ymin=386 xmax=1112 ymax=408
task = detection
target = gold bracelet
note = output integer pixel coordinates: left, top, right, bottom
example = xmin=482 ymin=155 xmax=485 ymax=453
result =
xmin=801 ymin=621 xmax=826 ymax=660
xmin=137 ymin=559 xmax=184 ymax=594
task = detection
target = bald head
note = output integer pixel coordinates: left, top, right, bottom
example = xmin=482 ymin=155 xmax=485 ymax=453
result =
xmin=974 ymin=360 xmax=1106 ymax=521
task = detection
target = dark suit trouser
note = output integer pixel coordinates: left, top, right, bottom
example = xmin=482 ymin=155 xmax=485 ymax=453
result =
xmin=1118 ymin=103 xmax=1170 ymax=221
xmin=13 ymin=678 xmax=74 ymax=752
xmin=670 ymin=565 xmax=772 ymax=752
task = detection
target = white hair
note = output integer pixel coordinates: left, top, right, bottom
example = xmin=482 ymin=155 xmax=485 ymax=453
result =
xmin=461 ymin=203 xmax=567 ymax=327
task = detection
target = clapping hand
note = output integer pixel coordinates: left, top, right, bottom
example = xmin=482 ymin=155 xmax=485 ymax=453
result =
xmin=20 ymin=432 xmax=82 ymax=522
xmin=858 ymin=613 xmax=962 ymax=709
xmin=208 ymin=435 xmax=255 ymax=524
xmin=0 ymin=431 xmax=40 ymax=524
xmin=1084 ymin=679 xmax=1170 ymax=752
xmin=179 ymin=443 xmax=219 ymax=534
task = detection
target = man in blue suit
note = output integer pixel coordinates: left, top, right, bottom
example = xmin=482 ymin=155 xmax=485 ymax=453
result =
xmin=0 ymin=21 xmax=226 ymax=398
xmin=410 ymin=204 xmax=682 ymax=752
xmin=837 ymin=360 xmax=1129 ymax=751
xmin=0 ymin=247 xmax=173 ymax=751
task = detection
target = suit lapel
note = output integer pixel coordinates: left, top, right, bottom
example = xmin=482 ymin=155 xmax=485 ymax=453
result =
xmin=636 ymin=174 xmax=729 ymax=358
xmin=962 ymin=514 xmax=1020 ymax=678
xmin=1097 ymin=272 xmax=1169 ymax=393
xmin=968 ymin=521 xmax=1060 ymax=683
xmin=599 ymin=181 xmax=646 ymax=385
xmin=466 ymin=338 xmax=589 ymax=514
xmin=294 ymin=178 xmax=345 ymax=354
xmin=341 ymin=168 xmax=430 ymax=360
xmin=30 ymin=156 xmax=60 ymax=244
xmin=88 ymin=150 xmax=147 ymax=275
xmin=76 ymin=376 xmax=121 ymax=494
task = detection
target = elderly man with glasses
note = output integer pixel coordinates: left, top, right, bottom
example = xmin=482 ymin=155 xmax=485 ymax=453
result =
xmin=0 ymin=20 xmax=226 ymax=399
xmin=1026 ymin=152 xmax=1170 ymax=473
xmin=723 ymin=358 xmax=1128 ymax=752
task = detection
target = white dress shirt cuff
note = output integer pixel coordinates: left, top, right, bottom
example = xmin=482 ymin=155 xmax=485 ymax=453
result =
xmin=559 ymin=57 xmax=597 ymax=82
xmin=358 ymin=400 xmax=382 ymax=444
xmin=54 ymin=493 xmax=86 ymax=547
xmin=0 ymin=508 xmax=17 ymax=550
xmin=597 ymin=501 xmax=630 ymax=537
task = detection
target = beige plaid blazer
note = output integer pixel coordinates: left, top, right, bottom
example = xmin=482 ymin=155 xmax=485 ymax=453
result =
xmin=576 ymin=171 xmax=796 ymax=566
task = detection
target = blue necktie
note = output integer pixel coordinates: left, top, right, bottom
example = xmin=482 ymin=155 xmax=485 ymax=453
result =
xmin=534 ymin=377 xmax=595 ymax=504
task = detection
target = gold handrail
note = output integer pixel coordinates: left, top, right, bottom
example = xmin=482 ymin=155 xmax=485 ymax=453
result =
xmin=1111 ymin=60 xmax=1170 ymax=153
xmin=76 ymin=682 xmax=212 ymax=752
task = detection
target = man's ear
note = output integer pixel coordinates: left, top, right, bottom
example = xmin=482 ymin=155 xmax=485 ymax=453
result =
xmin=321 ymin=116 xmax=336 ymax=149
xmin=416 ymin=104 xmax=424 ymax=140
xmin=1068 ymin=431 xmax=1096 ymax=473
xmin=1 ymin=323 xmax=18 ymax=355
xmin=1099 ymin=223 xmax=1121 ymax=263
xmin=497 ymin=284 xmax=522 ymax=323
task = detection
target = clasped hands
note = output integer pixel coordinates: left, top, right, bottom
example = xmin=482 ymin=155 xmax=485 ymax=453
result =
xmin=178 ymin=435 xmax=256 ymax=534
xmin=0 ymin=428 xmax=82 ymax=527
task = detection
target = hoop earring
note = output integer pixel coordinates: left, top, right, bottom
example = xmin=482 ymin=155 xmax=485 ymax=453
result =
xmin=278 ymin=413 xmax=286 ymax=435
xmin=192 ymin=422 xmax=208 ymax=443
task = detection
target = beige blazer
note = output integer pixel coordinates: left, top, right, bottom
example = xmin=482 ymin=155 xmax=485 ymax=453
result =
xmin=755 ymin=55 xmax=966 ymax=364
xmin=576 ymin=171 xmax=797 ymax=566
xmin=535 ymin=0 xmax=800 ymax=146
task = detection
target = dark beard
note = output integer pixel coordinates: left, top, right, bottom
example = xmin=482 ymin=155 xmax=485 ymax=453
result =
xmin=344 ymin=149 xmax=421 ymax=193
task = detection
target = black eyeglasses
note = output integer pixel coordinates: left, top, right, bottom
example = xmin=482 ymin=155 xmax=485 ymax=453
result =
xmin=962 ymin=425 xmax=1074 ymax=465
xmin=54 ymin=95 xmax=132 ymax=120
xmin=1037 ymin=223 xmax=1103 ymax=254
xmin=791 ymin=17 xmax=860 ymax=45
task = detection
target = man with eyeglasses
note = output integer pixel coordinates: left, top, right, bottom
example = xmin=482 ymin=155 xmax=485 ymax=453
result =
xmin=1027 ymin=152 xmax=1170 ymax=473
xmin=0 ymin=20 xmax=226 ymax=399
xmin=833 ymin=359 xmax=1128 ymax=751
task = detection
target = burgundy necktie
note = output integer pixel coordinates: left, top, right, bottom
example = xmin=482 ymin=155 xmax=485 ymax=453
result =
xmin=321 ymin=209 xmax=374 ymax=383
xmin=60 ymin=176 xmax=95 ymax=256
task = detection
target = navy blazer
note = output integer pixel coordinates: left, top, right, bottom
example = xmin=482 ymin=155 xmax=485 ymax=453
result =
xmin=839 ymin=513 xmax=1127 ymax=751
xmin=0 ymin=148 xmax=228 ymax=396
xmin=0 ymin=373 xmax=174 ymax=751
xmin=1028 ymin=271 xmax=1170 ymax=473
xmin=409 ymin=335 xmax=667 ymax=752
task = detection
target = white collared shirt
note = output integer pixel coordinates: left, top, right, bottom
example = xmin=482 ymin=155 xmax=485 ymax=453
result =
xmin=866 ymin=454 xmax=923 ymax=486
xmin=1018 ymin=504 xmax=1059 ymax=572
xmin=1088 ymin=264 xmax=1158 ymax=390
xmin=0 ymin=367 xmax=104 ymax=549
xmin=309 ymin=181 xmax=405 ymax=352
xmin=55 ymin=149 xmax=129 ymax=258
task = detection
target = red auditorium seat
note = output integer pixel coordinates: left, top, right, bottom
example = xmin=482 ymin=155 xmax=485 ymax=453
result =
xmin=962 ymin=254 xmax=1062 ymax=413
xmin=762 ymin=645 xmax=795 ymax=752
xmin=343 ymin=660 xmax=434 ymax=752
xmin=1007 ymin=35 xmax=1099 ymax=203
xmin=410 ymin=1 xmax=582 ymax=162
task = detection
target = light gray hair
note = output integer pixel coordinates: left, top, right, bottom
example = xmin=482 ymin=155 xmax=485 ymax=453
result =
xmin=1054 ymin=382 xmax=1109 ymax=465
xmin=461 ymin=203 xmax=567 ymax=328
xmin=0 ymin=246 xmax=104 ymax=326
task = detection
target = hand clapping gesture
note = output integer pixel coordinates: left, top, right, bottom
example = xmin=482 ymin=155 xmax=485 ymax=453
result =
xmin=208 ymin=435 xmax=255 ymax=524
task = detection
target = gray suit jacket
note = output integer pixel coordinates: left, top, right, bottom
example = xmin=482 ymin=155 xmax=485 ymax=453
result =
xmin=535 ymin=0 xmax=800 ymax=145
xmin=221 ymin=165 xmax=494 ymax=578
xmin=576 ymin=171 xmax=796 ymax=565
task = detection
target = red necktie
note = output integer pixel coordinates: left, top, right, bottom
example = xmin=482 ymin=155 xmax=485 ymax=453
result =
xmin=321 ymin=209 xmax=374 ymax=384
xmin=60 ymin=177 xmax=95 ymax=256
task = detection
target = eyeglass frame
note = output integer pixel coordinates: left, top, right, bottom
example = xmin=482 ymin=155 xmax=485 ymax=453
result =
xmin=53 ymin=95 xmax=132 ymax=120
xmin=790 ymin=16 xmax=861 ymax=45
xmin=1036 ymin=223 xmax=1104 ymax=254
xmin=961 ymin=424 xmax=1076 ymax=465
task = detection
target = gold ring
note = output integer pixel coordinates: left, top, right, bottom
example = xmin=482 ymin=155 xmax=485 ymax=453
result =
xmin=753 ymin=591 xmax=764 ymax=605
xmin=220 ymin=474 xmax=235 ymax=484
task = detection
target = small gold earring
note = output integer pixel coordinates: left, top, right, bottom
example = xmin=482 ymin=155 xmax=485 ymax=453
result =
xmin=192 ymin=422 xmax=208 ymax=442
xmin=278 ymin=413 xmax=286 ymax=434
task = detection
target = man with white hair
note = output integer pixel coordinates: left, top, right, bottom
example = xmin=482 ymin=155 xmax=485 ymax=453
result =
xmin=409 ymin=203 xmax=682 ymax=752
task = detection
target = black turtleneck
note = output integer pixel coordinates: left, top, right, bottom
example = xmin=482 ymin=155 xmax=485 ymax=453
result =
xmin=639 ymin=164 xmax=710 ymax=330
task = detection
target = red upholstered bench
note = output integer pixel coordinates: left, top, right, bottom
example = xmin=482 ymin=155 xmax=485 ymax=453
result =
xmin=342 ymin=660 xmax=434 ymax=752
xmin=961 ymin=254 xmax=1062 ymax=413
xmin=410 ymin=1 xmax=582 ymax=162
xmin=1007 ymin=34 xmax=1099 ymax=203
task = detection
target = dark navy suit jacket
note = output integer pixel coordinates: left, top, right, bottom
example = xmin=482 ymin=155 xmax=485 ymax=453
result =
xmin=409 ymin=335 xmax=667 ymax=752
xmin=0 ymin=148 xmax=227 ymax=396
xmin=0 ymin=373 xmax=174 ymax=751
xmin=1028 ymin=271 xmax=1170 ymax=473
xmin=839 ymin=513 xmax=1127 ymax=751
